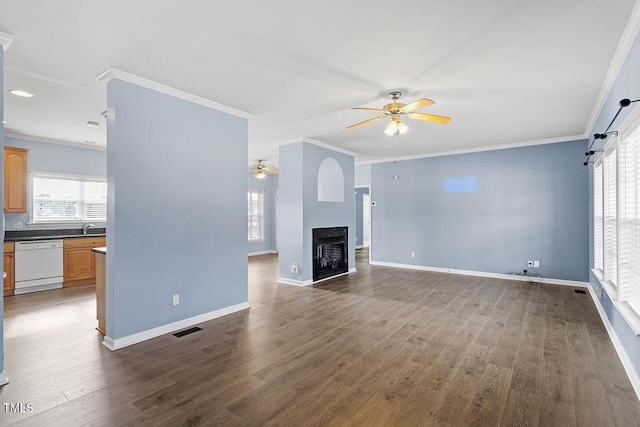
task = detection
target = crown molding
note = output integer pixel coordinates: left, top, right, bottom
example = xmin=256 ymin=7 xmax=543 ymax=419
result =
xmin=97 ymin=68 xmax=253 ymax=120
xmin=4 ymin=131 xmax=106 ymax=151
xmin=0 ymin=31 xmax=14 ymax=51
xmin=355 ymin=133 xmax=586 ymax=165
xmin=277 ymin=137 xmax=359 ymax=157
xmin=584 ymin=0 xmax=640 ymax=136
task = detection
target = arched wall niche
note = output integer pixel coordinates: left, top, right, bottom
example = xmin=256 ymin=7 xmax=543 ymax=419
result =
xmin=317 ymin=157 xmax=344 ymax=202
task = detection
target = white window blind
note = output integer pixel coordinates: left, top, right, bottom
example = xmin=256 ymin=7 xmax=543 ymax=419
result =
xmin=248 ymin=190 xmax=264 ymax=241
xmin=594 ymin=162 xmax=604 ymax=272
xmin=619 ymin=125 xmax=640 ymax=316
xmin=603 ymin=147 xmax=617 ymax=287
xmin=32 ymin=173 xmax=107 ymax=223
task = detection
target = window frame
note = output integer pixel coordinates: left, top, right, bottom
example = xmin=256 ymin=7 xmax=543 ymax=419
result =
xmin=28 ymin=171 xmax=107 ymax=225
xmin=592 ymin=103 xmax=640 ymax=335
xmin=248 ymin=189 xmax=265 ymax=242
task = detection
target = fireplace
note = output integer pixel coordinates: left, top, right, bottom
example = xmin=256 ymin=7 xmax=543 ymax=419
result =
xmin=313 ymin=227 xmax=348 ymax=282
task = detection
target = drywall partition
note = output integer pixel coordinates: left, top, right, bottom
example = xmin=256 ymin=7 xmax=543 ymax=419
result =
xmin=3 ymin=136 xmax=106 ymax=230
xmin=371 ymin=139 xmax=589 ymax=282
xmin=587 ymin=28 xmax=640 ymax=388
xmin=355 ymin=163 xmax=371 ymax=186
xmin=278 ymin=142 xmax=355 ymax=285
xmin=105 ymin=79 xmax=248 ymax=349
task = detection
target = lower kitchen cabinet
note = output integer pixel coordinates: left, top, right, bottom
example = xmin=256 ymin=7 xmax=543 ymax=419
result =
xmin=63 ymin=237 xmax=106 ymax=287
xmin=4 ymin=242 xmax=15 ymax=296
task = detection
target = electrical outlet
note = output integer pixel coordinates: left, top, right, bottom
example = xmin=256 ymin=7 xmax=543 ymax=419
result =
xmin=533 ymin=260 xmax=540 ymax=268
xmin=172 ymin=294 xmax=179 ymax=306
xmin=291 ymin=263 xmax=298 ymax=274
xmin=527 ymin=261 xmax=533 ymax=267
xmin=12 ymin=221 xmax=23 ymax=229
xmin=411 ymin=252 xmax=416 ymax=258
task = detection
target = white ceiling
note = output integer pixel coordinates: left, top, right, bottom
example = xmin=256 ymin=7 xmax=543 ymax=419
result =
xmin=0 ymin=0 xmax=637 ymax=165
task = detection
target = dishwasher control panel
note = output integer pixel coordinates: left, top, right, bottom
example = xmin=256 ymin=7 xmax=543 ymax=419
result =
xmin=15 ymin=240 xmax=64 ymax=250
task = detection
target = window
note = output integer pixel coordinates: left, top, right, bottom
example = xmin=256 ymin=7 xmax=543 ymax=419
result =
xmin=619 ymin=124 xmax=640 ymax=317
xmin=248 ymin=190 xmax=264 ymax=241
xmin=593 ymin=107 xmax=640 ymax=334
xmin=594 ymin=162 xmax=603 ymax=272
xmin=31 ymin=172 xmax=107 ymax=223
xmin=603 ymin=145 xmax=617 ymax=288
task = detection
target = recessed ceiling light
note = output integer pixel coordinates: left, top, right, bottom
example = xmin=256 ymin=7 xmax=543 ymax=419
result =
xmin=87 ymin=121 xmax=100 ymax=128
xmin=2 ymin=120 xmax=5 ymax=124
xmin=10 ymin=90 xmax=34 ymax=98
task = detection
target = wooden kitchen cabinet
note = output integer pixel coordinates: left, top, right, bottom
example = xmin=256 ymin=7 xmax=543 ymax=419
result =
xmin=4 ymin=242 xmax=15 ymax=296
xmin=63 ymin=236 xmax=106 ymax=287
xmin=4 ymin=147 xmax=29 ymax=213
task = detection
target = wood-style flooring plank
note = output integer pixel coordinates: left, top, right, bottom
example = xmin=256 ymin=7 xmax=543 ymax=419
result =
xmin=1 ymin=249 xmax=638 ymax=426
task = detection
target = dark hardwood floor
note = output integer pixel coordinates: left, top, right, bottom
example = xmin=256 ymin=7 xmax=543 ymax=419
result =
xmin=1 ymin=249 xmax=639 ymax=426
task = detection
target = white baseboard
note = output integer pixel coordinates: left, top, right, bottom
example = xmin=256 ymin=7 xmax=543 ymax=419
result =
xmin=102 ymin=301 xmax=250 ymax=351
xmin=248 ymin=250 xmax=277 ymax=257
xmin=368 ymin=261 xmax=588 ymax=288
xmin=587 ymin=285 xmax=640 ymax=401
xmin=277 ymin=277 xmax=305 ymax=286
xmin=0 ymin=370 xmax=8 ymax=386
xmin=279 ymin=268 xmax=357 ymax=287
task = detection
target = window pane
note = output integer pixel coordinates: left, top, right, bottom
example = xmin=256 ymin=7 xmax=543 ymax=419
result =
xmin=32 ymin=174 xmax=106 ymax=222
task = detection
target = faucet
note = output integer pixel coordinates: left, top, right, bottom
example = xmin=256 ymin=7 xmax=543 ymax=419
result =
xmin=82 ymin=223 xmax=95 ymax=235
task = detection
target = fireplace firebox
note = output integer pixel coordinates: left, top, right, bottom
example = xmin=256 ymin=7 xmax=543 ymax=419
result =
xmin=313 ymin=227 xmax=348 ymax=282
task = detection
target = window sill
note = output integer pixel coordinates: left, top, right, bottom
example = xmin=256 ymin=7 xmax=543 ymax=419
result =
xmin=248 ymin=239 xmax=266 ymax=243
xmin=591 ymin=268 xmax=640 ymax=336
xmin=27 ymin=221 xmax=106 ymax=227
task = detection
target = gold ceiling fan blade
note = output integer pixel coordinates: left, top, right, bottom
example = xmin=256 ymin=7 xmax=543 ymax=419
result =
xmin=352 ymin=107 xmax=387 ymax=113
xmin=399 ymin=98 xmax=435 ymax=113
xmin=347 ymin=116 xmax=385 ymax=129
xmin=263 ymin=167 xmax=279 ymax=173
xmin=407 ymin=112 xmax=451 ymax=124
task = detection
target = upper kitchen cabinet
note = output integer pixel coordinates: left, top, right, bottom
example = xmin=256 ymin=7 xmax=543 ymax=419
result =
xmin=4 ymin=147 xmax=29 ymax=213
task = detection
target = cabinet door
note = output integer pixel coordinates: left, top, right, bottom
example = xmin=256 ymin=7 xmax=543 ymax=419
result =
xmin=4 ymin=148 xmax=28 ymax=213
xmin=64 ymin=248 xmax=95 ymax=284
xmin=4 ymin=253 xmax=15 ymax=292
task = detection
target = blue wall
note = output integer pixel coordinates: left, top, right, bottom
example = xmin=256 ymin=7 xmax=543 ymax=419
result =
xmin=278 ymin=142 xmax=355 ymax=283
xmin=106 ymin=79 xmax=248 ymax=340
xmin=587 ymin=30 xmax=640 ymax=376
xmin=355 ymin=187 xmax=369 ymax=247
xmin=371 ymin=140 xmax=589 ymax=281
xmin=3 ymin=136 xmax=106 ymax=230
xmin=355 ymin=163 xmax=371 ymax=186
xmin=247 ymin=171 xmax=278 ymax=254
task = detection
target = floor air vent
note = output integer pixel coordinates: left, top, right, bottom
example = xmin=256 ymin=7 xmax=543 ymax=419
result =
xmin=574 ymin=289 xmax=587 ymax=294
xmin=173 ymin=327 xmax=202 ymax=337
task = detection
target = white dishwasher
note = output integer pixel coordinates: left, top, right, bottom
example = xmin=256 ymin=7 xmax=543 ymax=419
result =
xmin=14 ymin=239 xmax=64 ymax=294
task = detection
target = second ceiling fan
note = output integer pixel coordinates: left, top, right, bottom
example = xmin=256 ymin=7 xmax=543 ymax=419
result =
xmin=347 ymin=91 xmax=451 ymax=135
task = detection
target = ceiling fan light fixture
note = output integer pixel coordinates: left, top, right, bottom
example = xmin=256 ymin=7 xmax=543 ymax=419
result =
xmin=397 ymin=120 xmax=409 ymax=134
xmin=254 ymin=169 xmax=266 ymax=179
xmin=384 ymin=120 xmax=398 ymax=136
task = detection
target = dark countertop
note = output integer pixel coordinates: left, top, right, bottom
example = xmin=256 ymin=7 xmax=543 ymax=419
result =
xmin=93 ymin=247 xmax=106 ymax=254
xmin=5 ymin=228 xmax=106 ymax=242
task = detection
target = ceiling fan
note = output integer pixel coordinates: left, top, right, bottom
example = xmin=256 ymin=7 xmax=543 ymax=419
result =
xmin=347 ymin=91 xmax=451 ymax=135
xmin=250 ymin=160 xmax=278 ymax=179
